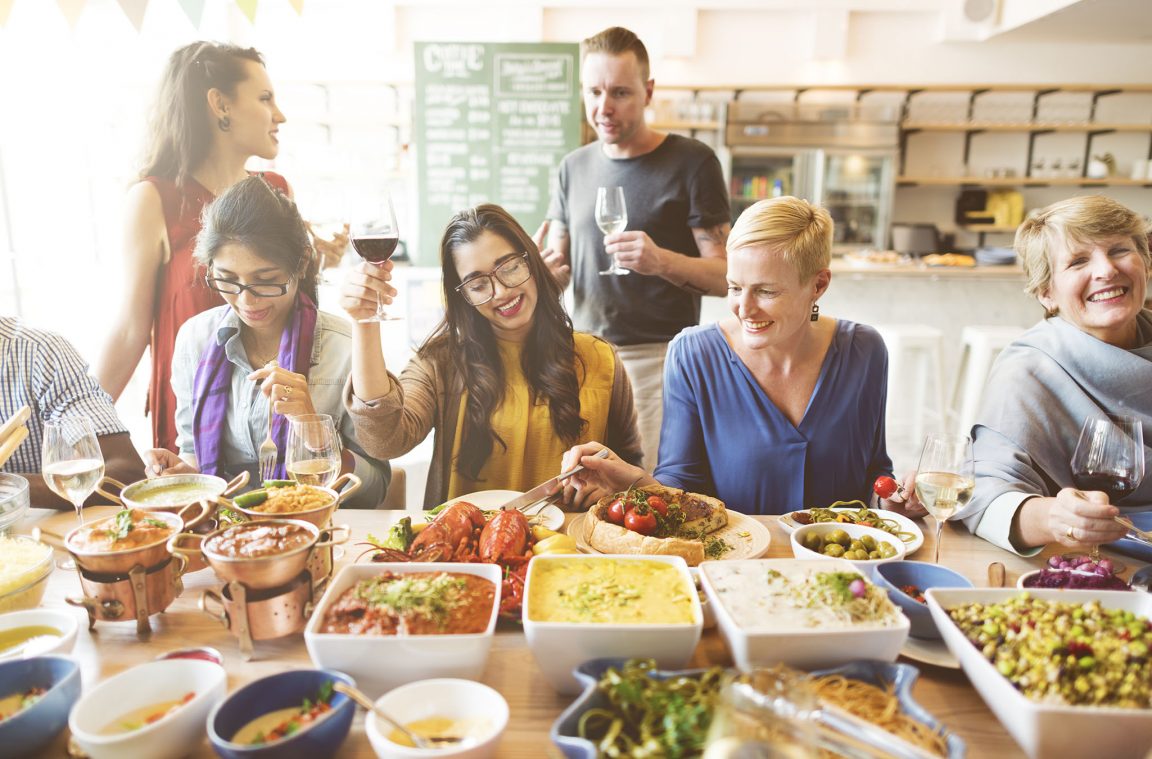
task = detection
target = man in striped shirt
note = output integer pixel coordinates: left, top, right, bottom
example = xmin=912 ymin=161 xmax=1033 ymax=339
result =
xmin=1 ymin=317 xmax=145 ymax=509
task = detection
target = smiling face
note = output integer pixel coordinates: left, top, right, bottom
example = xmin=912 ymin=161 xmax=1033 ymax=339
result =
xmin=216 ymin=60 xmax=285 ymax=160
xmin=726 ymin=245 xmax=830 ymax=352
xmin=210 ymin=242 xmax=298 ymax=336
xmin=452 ymin=230 xmax=538 ymax=342
xmin=1040 ymin=234 xmax=1148 ymax=346
xmin=580 ymin=51 xmax=653 ymax=155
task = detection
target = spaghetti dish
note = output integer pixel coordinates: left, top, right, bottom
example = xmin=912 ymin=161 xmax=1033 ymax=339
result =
xmin=794 ymin=501 xmax=918 ymax=545
xmin=811 ymin=674 xmax=948 ymax=757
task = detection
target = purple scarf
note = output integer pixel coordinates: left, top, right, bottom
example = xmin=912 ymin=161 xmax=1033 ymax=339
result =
xmin=191 ymin=293 xmax=318 ymax=479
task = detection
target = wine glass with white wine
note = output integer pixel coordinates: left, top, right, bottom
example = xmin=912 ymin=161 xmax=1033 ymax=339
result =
xmin=41 ymin=416 xmax=104 ymax=527
xmin=286 ymin=414 xmax=342 ymax=489
xmin=914 ymin=433 xmax=975 ymax=564
xmin=595 ymin=186 xmax=629 ymax=276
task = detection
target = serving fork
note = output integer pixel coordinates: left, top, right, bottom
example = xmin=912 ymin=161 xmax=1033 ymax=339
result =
xmin=1115 ymin=515 xmax=1152 ymax=545
xmin=257 ymin=360 xmax=279 ymax=482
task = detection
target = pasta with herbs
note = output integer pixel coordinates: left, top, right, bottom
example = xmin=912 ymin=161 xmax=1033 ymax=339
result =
xmin=811 ymin=674 xmax=948 ymax=758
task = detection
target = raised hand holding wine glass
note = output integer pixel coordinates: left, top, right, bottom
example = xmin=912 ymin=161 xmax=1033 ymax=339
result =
xmin=350 ymin=193 xmax=402 ymax=322
xmin=595 ymin=186 xmax=629 ymax=276
xmin=914 ymin=433 xmax=975 ymax=564
xmin=286 ymin=414 xmax=342 ymax=489
xmin=1070 ymin=414 xmax=1145 ymax=560
xmin=41 ymin=416 xmax=105 ymax=526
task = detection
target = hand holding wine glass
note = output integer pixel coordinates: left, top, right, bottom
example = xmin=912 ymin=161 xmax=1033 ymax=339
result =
xmin=595 ymin=186 xmax=629 ymax=276
xmin=913 ymin=433 xmax=975 ymax=564
xmin=41 ymin=416 xmax=105 ymax=527
xmin=350 ymin=193 xmax=402 ymax=322
xmin=286 ymin=414 xmax=342 ymax=489
xmin=1069 ymin=414 xmax=1145 ymax=559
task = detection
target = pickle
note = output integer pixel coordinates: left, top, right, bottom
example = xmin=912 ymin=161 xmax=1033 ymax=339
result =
xmin=262 ymin=479 xmax=295 ymax=488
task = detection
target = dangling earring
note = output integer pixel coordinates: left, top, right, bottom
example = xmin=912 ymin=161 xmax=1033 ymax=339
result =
xmin=218 ymin=115 xmax=230 ymax=131
xmin=810 ymin=303 xmax=820 ymax=322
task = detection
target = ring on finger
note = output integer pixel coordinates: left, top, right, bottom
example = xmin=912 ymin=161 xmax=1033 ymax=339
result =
xmin=1066 ymin=526 xmax=1076 ymax=540
xmin=285 ymin=385 xmax=293 ymax=396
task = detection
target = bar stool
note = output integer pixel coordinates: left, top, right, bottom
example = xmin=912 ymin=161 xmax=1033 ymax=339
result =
xmin=950 ymin=325 xmax=1026 ymax=437
xmin=873 ymin=324 xmax=946 ymax=449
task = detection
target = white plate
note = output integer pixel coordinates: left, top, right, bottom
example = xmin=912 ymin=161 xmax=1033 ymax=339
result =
xmin=779 ymin=506 xmax=924 ymax=556
xmin=433 ymin=489 xmax=564 ymax=531
xmin=567 ymin=510 xmax=771 ymax=563
xmin=900 ymin=635 xmax=960 ymax=669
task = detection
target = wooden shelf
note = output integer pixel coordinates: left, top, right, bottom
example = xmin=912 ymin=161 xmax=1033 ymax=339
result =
xmin=902 ymin=121 xmax=1152 ymax=132
xmin=648 ymin=120 xmax=722 ymax=131
xmin=897 ymin=176 xmax=1152 ymax=187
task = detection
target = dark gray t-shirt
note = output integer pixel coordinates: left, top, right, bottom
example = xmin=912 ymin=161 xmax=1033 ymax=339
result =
xmin=546 ymin=134 xmax=730 ymax=346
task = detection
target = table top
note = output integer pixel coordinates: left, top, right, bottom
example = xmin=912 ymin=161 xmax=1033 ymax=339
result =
xmin=14 ymin=506 xmax=1062 ymax=757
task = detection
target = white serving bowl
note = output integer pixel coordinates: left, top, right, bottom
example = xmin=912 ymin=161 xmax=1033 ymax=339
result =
xmin=0 ymin=608 xmax=79 ymax=660
xmin=926 ymin=587 xmax=1152 ymax=759
xmin=305 ymin=562 xmax=502 ymax=698
xmin=68 ymin=658 xmax=227 ymax=759
xmin=700 ymin=558 xmax=908 ymax=671
xmin=522 ymin=554 xmax=702 ymax=694
xmin=365 ymin=678 xmax=508 ymax=759
xmin=790 ymin=522 xmax=906 ymax=570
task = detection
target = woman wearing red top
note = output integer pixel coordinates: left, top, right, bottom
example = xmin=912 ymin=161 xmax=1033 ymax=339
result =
xmin=96 ymin=42 xmax=340 ymax=451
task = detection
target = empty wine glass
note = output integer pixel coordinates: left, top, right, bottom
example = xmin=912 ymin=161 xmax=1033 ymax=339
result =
xmin=1071 ymin=414 xmax=1145 ymax=561
xmin=351 ymin=193 xmax=402 ymax=322
xmin=914 ymin=433 xmax=975 ymax=564
xmin=286 ymin=414 xmax=342 ymax=489
xmin=595 ymin=186 xmax=629 ymax=276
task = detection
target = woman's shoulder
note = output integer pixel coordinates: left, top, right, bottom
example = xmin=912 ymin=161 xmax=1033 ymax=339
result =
xmin=668 ymin=323 xmax=725 ymax=357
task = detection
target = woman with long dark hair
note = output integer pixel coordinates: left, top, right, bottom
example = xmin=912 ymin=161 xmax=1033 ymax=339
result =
xmin=340 ymin=203 xmax=640 ymax=509
xmin=143 ymin=177 xmax=389 ymax=509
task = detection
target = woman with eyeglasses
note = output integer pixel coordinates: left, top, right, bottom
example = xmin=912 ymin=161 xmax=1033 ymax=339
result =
xmin=340 ymin=203 xmax=641 ymax=509
xmin=142 ymin=177 xmax=390 ymax=508
xmin=94 ymin=41 xmax=347 ymax=454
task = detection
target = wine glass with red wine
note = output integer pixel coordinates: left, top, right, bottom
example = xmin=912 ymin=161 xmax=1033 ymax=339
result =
xmin=1070 ymin=414 xmax=1145 ymax=560
xmin=350 ymin=194 xmax=402 ymax=322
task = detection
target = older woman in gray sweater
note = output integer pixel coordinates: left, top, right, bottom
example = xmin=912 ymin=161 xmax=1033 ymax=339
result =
xmin=958 ymin=195 xmax=1151 ymax=555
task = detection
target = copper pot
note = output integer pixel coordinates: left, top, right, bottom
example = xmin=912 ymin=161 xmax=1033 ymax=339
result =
xmin=199 ymin=571 xmax=313 ymax=641
xmin=66 ymin=554 xmax=187 ymax=632
xmin=228 ymin=473 xmax=361 ymax=528
xmin=64 ymin=504 xmax=208 ymax=575
xmin=96 ymin=472 xmax=247 ymax=523
xmin=169 ymin=518 xmax=348 ymax=590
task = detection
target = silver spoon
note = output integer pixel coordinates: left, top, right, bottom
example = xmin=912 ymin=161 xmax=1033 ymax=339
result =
xmin=332 ymin=682 xmax=473 ymax=749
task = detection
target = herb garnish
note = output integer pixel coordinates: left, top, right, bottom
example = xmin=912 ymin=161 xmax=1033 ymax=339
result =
xmin=357 ymin=574 xmax=469 ymax=628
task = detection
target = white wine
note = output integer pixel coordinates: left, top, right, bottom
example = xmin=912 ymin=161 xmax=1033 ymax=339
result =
xmin=287 ymin=459 xmax=340 ymax=488
xmin=914 ymin=471 xmax=974 ymax=521
xmin=42 ymin=458 xmax=105 ymax=505
xmin=597 ymin=217 xmax=626 ymax=235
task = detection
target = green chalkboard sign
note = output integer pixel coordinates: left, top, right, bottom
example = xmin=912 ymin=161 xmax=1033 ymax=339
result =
xmin=413 ymin=41 xmax=581 ymax=265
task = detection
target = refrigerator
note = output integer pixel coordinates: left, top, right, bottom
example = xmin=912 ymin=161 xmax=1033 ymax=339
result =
xmin=724 ymin=101 xmax=899 ymax=251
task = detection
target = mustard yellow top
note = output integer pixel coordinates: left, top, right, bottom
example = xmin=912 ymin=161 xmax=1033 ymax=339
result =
xmin=447 ymin=333 xmax=615 ymax=498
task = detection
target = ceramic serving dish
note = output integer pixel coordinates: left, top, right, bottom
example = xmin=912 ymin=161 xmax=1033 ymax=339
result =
xmin=872 ymin=560 xmax=973 ymax=639
xmin=366 ymin=678 xmax=509 ymax=759
xmin=0 ymin=655 xmax=82 ymax=757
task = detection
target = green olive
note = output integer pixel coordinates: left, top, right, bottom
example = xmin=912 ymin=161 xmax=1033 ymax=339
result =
xmin=803 ymin=532 xmax=824 ymax=552
xmin=823 ymin=543 xmax=846 ymax=558
xmin=879 ymin=543 xmax=897 ymax=558
xmin=849 ymin=540 xmax=864 ymax=552
xmin=827 ymin=529 xmax=851 ymax=547
xmin=868 ymin=550 xmax=881 ymax=560
xmin=860 ymin=534 xmax=877 ymax=550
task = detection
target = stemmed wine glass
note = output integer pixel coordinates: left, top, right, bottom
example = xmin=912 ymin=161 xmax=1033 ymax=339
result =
xmin=286 ymin=414 xmax=342 ymax=489
xmin=914 ymin=433 xmax=975 ymax=564
xmin=1070 ymin=414 xmax=1145 ymax=561
xmin=42 ymin=417 xmax=105 ymax=570
xmin=351 ymin=193 xmax=402 ymax=322
xmin=595 ymin=186 xmax=629 ymax=276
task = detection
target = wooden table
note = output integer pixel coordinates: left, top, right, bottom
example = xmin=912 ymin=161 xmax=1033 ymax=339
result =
xmin=16 ymin=507 xmax=1062 ymax=757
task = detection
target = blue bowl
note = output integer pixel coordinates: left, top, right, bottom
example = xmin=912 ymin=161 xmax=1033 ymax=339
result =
xmin=0 ymin=655 xmax=82 ymax=758
xmin=207 ymin=669 xmax=355 ymax=759
xmin=810 ymin=660 xmax=966 ymax=758
xmin=873 ymin=561 xmax=973 ymax=639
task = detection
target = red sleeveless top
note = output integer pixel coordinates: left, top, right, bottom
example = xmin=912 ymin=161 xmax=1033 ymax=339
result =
xmin=143 ymin=172 xmax=289 ymax=451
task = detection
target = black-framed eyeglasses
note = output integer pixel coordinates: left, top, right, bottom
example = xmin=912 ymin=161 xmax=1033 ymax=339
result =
xmin=204 ymin=276 xmax=293 ymax=298
xmin=454 ymin=253 xmax=532 ymax=306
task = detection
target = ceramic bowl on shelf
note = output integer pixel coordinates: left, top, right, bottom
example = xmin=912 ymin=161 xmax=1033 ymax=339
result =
xmin=872 ymin=560 xmax=973 ymax=639
xmin=0 ymin=655 xmax=82 ymax=758
xmin=365 ymin=678 xmax=508 ymax=759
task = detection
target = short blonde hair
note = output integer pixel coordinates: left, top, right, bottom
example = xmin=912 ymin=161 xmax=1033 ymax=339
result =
xmin=1016 ymin=195 xmax=1151 ymax=300
xmin=728 ymin=196 xmax=833 ymax=283
xmin=581 ymin=27 xmax=650 ymax=82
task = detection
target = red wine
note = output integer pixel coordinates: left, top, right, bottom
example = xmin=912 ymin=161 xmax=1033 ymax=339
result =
xmin=1073 ymin=471 xmax=1138 ymax=502
xmin=351 ymin=235 xmax=399 ymax=263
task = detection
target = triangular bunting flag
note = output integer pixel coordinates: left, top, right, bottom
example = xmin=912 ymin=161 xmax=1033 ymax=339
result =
xmin=235 ymin=0 xmax=257 ymax=23
xmin=175 ymin=0 xmax=204 ymax=28
xmin=288 ymin=0 xmax=303 ymax=14
xmin=0 ymin=0 xmax=14 ymax=27
xmin=116 ymin=0 xmax=147 ymax=30
xmin=56 ymin=0 xmax=85 ymax=26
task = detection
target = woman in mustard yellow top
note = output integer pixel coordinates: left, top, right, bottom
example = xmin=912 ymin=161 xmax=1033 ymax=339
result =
xmin=340 ymin=204 xmax=641 ymax=509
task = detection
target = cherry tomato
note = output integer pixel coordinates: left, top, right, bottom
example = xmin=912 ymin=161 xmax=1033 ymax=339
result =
xmin=607 ymin=499 xmax=626 ymax=525
xmin=624 ymin=506 xmax=657 ymax=535
xmin=646 ymin=496 xmax=669 ymax=516
xmin=873 ymin=476 xmax=898 ymax=499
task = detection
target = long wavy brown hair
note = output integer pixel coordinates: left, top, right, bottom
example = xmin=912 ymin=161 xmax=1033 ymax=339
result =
xmin=138 ymin=41 xmax=264 ymax=189
xmin=423 ymin=204 xmax=586 ymax=480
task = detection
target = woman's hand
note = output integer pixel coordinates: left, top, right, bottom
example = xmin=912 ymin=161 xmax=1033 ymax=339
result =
xmin=248 ymin=364 xmax=316 ymax=417
xmin=339 ymin=260 xmax=397 ymax=323
xmin=143 ymin=448 xmax=198 ymax=477
xmin=1047 ymin=487 xmax=1129 ymax=548
xmin=881 ymin=471 xmax=928 ymax=519
xmin=307 ymin=221 xmax=350 ymax=270
xmin=558 ymin=442 xmax=655 ymax=510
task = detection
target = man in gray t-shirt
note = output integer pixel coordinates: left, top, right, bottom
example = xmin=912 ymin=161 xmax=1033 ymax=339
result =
xmin=541 ymin=26 xmax=730 ymax=468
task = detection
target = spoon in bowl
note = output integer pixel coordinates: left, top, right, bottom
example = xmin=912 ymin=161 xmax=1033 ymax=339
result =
xmin=332 ymin=682 xmax=474 ymax=749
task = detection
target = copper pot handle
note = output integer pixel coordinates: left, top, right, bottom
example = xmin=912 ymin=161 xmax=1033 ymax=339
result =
xmin=169 ymin=552 xmax=189 ymax=578
xmin=199 ymin=589 xmax=228 ymax=626
xmin=316 ymin=524 xmax=351 ymax=549
xmin=94 ymin=476 xmax=126 ymax=505
xmin=176 ymin=500 xmax=212 ymax=531
xmin=167 ymin=531 xmax=205 ymax=560
xmin=331 ymin=473 xmax=362 ymax=505
xmin=222 ymin=471 xmax=250 ymax=497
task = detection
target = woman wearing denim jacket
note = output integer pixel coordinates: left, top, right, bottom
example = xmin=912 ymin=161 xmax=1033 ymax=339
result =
xmin=144 ymin=176 xmax=390 ymax=508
